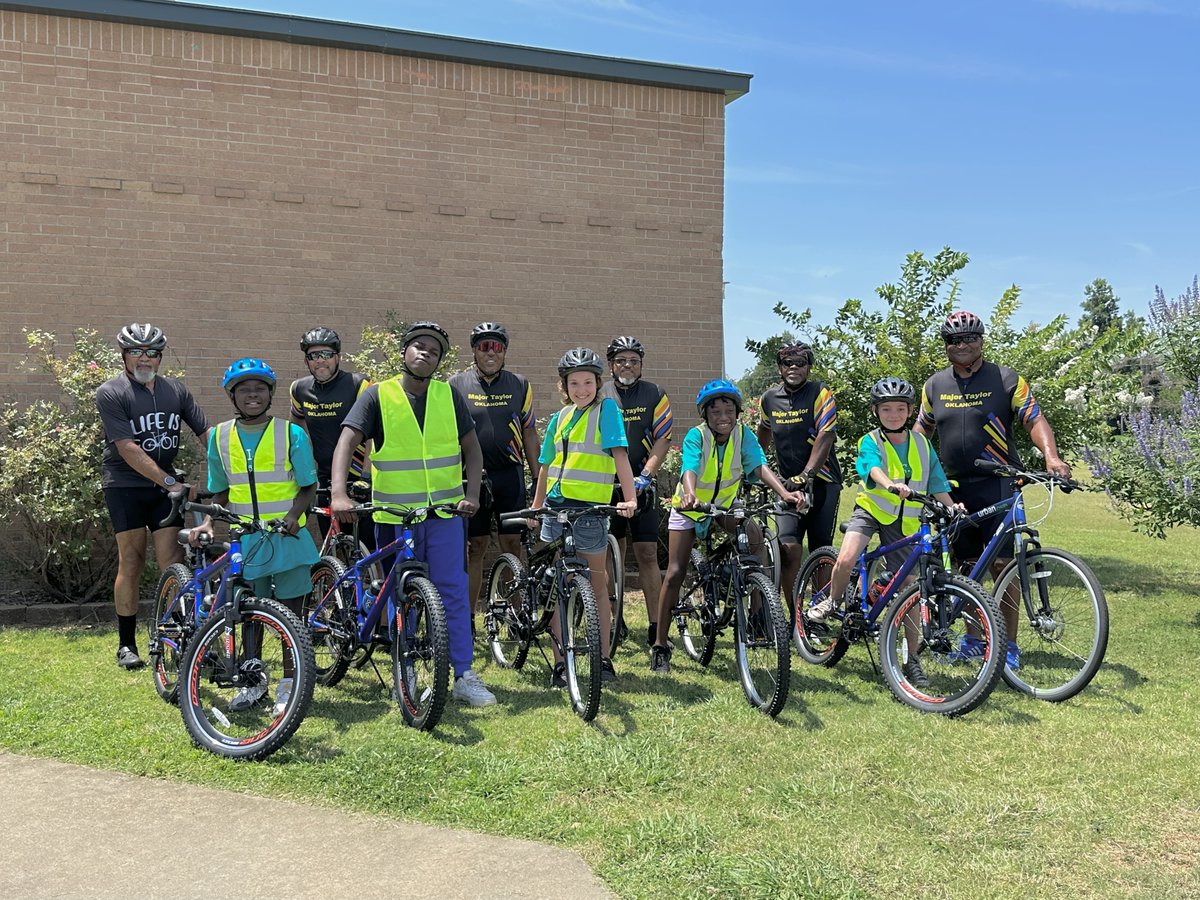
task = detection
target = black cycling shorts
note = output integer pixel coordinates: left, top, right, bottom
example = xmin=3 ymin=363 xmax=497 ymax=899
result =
xmin=608 ymin=496 xmax=660 ymax=544
xmin=468 ymin=466 xmax=528 ymax=539
xmin=950 ymin=477 xmax=1017 ymax=564
xmin=104 ymin=485 xmax=182 ymax=535
xmin=775 ymin=479 xmax=840 ymax=552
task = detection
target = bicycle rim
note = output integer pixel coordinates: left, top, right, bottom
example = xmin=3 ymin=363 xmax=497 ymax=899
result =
xmin=306 ymin=557 xmax=354 ymax=687
xmin=791 ymin=546 xmax=847 ymax=667
xmin=996 ymin=548 xmax=1109 ymax=702
xmin=392 ymin=576 xmax=450 ymax=731
xmin=734 ymin=570 xmax=791 ymax=717
xmin=678 ymin=549 xmax=716 ymax=666
xmin=150 ymin=563 xmax=194 ymax=704
xmin=562 ymin=572 xmax=602 ymax=721
xmin=605 ymin=533 xmax=626 ymax=653
xmin=485 ymin=553 xmax=530 ymax=669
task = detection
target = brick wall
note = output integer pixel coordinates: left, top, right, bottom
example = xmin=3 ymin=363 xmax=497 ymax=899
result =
xmin=0 ymin=9 xmax=727 ymax=430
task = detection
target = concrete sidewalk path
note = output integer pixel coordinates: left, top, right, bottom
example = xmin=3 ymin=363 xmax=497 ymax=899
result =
xmin=0 ymin=753 xmax=612 ymax=899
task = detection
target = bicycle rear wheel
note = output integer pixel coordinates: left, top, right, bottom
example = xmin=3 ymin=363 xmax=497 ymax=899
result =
xmin=177 ymin=595 xmax=316 ymax=760
xmin=678 ymin=550 xmax=717 ymax=667
xmin=605 ymin=533 xmax=627 ymax=652
xmin=791 ymin=547 xmax=848 ymax=667
xmin=305 ymin=557 xmax=354 ymax=687
xmin=485 ymin=553 xmax=531 ymax=670
xmin=878 ymin=574 xmax=1004 ymax=718
xmin=392 ymin=576 xmax=450 ymax=731
xmin=733 ymin=570 xmax=791 ymax=717
xmin=562 ymin=571 xmax=602 ymax=722
xmin=149 ymin=563 xmax=195 ymax=704
xmin=762 ymin=524 xmax=782 ymax=594
xmin=994 ymin=548 xmax=1109 ymax=702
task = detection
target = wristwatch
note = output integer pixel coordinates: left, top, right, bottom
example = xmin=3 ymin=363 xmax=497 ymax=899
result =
xmin=162 ymin=475 xmax=177 ymax=489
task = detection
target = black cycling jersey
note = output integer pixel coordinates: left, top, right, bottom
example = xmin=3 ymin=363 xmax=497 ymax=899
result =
xmin=608 ymin=379 xmax=672 ymax=476
xmin=96 ymin=373 xmax=208 ymax=489
xmin=290 ymin=369 xmax=369 ymax=484
xmin=447 ymin=368 xmax=534 ymax=472
xmin=758 ymin=380 xmax=842 ymax=484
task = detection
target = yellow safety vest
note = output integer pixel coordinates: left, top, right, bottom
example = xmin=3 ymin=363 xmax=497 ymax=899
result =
xmin=674 ymin=425 xmax=743 ymax=521
xmin=855 ymin=429 xmax=931 ymax=535
xmin=546 ymin=402 xmax=616 ymax=503
xmin=372 ymin=379 xmax=465 ymax=523
xmin=215 ymin=417 xmax=305 ymax=525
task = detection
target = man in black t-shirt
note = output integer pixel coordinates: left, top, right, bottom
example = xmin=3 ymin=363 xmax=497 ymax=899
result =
xmin=95 ymin=323 xmax=208 ymax=670
xmin=605 ymin=336 xmax=673 ymax=646
xmin=448 ymin=322 xmax=540 ymax=616
xmin=290 ymin=326 xmax=373 ymax=548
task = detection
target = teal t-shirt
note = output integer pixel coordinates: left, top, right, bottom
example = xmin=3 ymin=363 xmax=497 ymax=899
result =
xmin=206 ymin=419 xmax=319 ymax=580
xmin=855 ymin=430 xmax=951 ymax=495
xmin=679 ymin=423 xmax=767 ymax=477
xmin=538 ymin=398 xmax=627 ymax=502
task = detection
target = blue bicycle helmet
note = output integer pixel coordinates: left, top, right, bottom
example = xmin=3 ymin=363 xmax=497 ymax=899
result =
xmin=695 ymin=379 xmax=743 ymax=416
xmin=223 ymin=357 xmax=277 ymax=395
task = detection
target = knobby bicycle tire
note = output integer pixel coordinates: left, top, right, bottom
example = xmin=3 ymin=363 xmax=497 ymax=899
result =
xmin=177 ymin=595 xmax=316 ymax=761
xmin=306 ymin=557 xmax=355 ymax=688
xmin=562 ymin=571 xmax=602 ymax=722
xmin=392 ymin=575 xmax=450 ymax=732
xmin=485 ymin=553 xmax=531 ymax=670
xmin=791 ymin=546 xmax=849 ymax=668
xmin=150 ymin=563 xmax=195 ymax=705
xmin=878 ymin=574 xmax=1004 ymax=718
xmin=605 ymin=533 xmax=627 ymax=653
xmin=733 ymin=570 xmax=791 ymax=717
xmin=994 ymin=547 xmax=1109 ymax=702
xmin=678 ymin=549 xmax=717 ymax=667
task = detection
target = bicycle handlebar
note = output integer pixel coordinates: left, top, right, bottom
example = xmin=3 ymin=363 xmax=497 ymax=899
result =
xmin=500 ymin=505 xmax=624 ymax=524
xmin=368 ymin=502 xmax=464 ymax=522
xmin=973 ymin=458 xmax=1082 ymax=493
xmin=159 ymin=487 xmax=214 ymax=527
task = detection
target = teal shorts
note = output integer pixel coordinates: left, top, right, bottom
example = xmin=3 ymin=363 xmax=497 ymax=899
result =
xmin=248 ymin=564 xmax=314 ymax=602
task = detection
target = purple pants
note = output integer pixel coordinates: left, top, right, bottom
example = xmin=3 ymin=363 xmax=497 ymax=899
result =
xmin=376 ymin=516 xmax=473 ymax=678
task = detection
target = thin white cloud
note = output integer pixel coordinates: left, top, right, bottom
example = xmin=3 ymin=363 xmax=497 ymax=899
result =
xmin=1126 ymin=241 xmax=1154 ymax=257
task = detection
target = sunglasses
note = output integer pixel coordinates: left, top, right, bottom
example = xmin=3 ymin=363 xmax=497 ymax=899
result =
xmin=305 ymin=349 xmax=337 ymax=361
xmin=780 ymin=357 xmax=810 ymax=368
xmin=475 ymin=340 xmax=506 ymax=354
xmin=944 ymin=335 xmax=982 ymax=347
xmin=125 ymin=348 xmax=162 ymax=358
xmin=612 ymin=356 xmax=642 ymax=367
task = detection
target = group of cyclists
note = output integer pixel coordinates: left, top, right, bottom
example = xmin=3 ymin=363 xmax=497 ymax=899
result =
xmin=96 ymin=308 xmax=1072 ymax=707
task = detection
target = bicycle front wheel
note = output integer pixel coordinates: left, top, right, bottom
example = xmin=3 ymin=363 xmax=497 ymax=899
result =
xmin=733 ymin=570 xmax=791 ymax=717
xmin=392 ymin=576 xmax=450 ymax=731
xmin=177 ymin=596 xmax=316 ymax=760
xmin=149 ymin=563 xmax=195 ymax=704
xmin=678 ymin=550 xmax=717 ymax=667
xmin=485 ymin=553 xmax=531 ymax=670
xmin=791 ymin=546 xmax=848 ymax=668
xmin=306 ymin=557 xmax=354 ymax=687
xmin=605 ymin=533 xmax=627 ymax=652
xmin=562 ymin=571 xmax=602 ymax=722
xmin=879 ymin=574 xmax=1003 ymax=718
xmin=994 ymin=548 xmax=1109 ymax=702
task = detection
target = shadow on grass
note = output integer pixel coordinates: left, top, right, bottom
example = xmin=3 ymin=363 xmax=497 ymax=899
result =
xmin=1084 ymin=556 xmax=1191 ymax=597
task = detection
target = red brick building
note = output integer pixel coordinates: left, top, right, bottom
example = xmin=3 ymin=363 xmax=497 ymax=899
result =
xmin=1 ymin=0 xmax=749 ymax=420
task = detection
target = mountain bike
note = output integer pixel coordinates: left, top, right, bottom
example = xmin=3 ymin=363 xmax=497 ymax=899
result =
xmin=484 ymin=505 xmax=621 ymax=722
xmin=304 ymin=503 xmax=453 ymax=731
xmin=793 ymin=490 xmax=1004 ymax=717
xmin=154 ymin=494 xmax=316 ymax=760
xmin=955 ymin=460 xmax=1109 ymax=702
xmin=669 ymin=501 xmax=791 ymax=717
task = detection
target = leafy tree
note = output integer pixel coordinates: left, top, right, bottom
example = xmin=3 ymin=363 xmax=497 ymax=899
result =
xmin=1080 ymin=278 xmax=1120 ymax=333
xmin=736 ymin=330 xmax=797 ymax=398
xmin=346 ymin=310 xmax=463 ymax=384
xmin=1149 ymin=276 xmax=1200 ymax=389
xmin=743 ymin=247 xmax=1144 ymax=476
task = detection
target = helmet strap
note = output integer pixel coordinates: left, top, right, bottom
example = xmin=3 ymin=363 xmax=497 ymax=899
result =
xmin=878 ymin=423 xmax=909 ymax=435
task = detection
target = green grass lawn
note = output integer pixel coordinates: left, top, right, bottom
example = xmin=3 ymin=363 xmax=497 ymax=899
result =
xmin=2 ymin=490 xmax=1198 ymax=898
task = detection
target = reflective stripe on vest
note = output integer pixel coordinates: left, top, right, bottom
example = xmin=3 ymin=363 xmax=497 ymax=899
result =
xmin=546 ymin=403 xmax=616 ymax=503
xmin=372 ymin=379 xmax=465 ymax=522
xmin=674 ymin=425 xmax=744 ymax=522
xmin=854 ymin=429 xmax=930 ymax=535
xmin=216 ymin=418 xmax=305 ymax=524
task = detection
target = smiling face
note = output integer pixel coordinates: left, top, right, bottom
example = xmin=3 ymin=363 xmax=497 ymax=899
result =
xmin=944 ymin=334 xmax=984 ymax=370
xmin=231 ymin=379 xmax=272 ymax=421
xmin=304 ymin=345 xmax=339 ymax=382
xmin=703 ymin=396 xmax=738 ymax=438
xmin=473 ymin=341 xmax=506 ymax=377
xmin=610 ymin=352 xmax=642 ymax=386
xmin=404 ymin=335 xmax=443 ymax=378
xmin=777 ymin=354 xmax=811 ymax=389
xmin=565 ymin=370 xmax=599 ymax=408
xmin=875 ymin=400 xmax=913 ymax=431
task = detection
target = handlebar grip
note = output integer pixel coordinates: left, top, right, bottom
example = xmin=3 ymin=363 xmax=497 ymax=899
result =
xmin=184 ymin=502 xmax=227 ymax=518
xmin=159 ymin=490 xmax=186 ymax=528
xmin=500 ymin=508 xmax=541 ymax=521
xmin=974 ymin=459 xmax=1004 ymax=473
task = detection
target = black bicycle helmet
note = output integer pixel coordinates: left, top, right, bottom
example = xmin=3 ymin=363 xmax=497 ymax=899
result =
xmin=557 ymin=347 xmax=604 ymax=377
xmin=941 ymin=310 xmax=985 ymax=339
xmin=300 ymin=326 xmax=341 ymax=353
xmin=870 ymin=377 xmax=916 ymax=406
xmin=117 ymin=323 xmax=167 ymax=351
xmin=776 ymin=342 xmax=814 ymax=365
xmin=606 ymin=336 xmax=645 ymax=360
xmin=470 ymin=322 xmax=509 ymax=348
xmin=402 ymin=321 xmax=451 ymax=359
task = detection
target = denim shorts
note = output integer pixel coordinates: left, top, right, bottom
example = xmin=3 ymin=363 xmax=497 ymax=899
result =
xmin=540 ymin=508 xmax=609 ymax=555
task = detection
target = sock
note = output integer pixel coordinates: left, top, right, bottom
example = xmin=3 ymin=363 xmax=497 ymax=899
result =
xmin=118 ymin=614 xmax=137 ymax=649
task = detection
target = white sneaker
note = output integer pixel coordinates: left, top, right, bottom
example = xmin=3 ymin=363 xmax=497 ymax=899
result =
xmin=273 ymin=677 xmax=293 ymax=716
xmin=229 ymin=660 xmax=268 ymax=712
xmin=452 ymin=669 xmax=497 ymax=707
xmin=806 ymin=595 xmax=837 ymax=623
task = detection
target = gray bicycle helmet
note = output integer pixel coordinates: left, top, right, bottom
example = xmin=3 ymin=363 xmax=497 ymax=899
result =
xmin=557 ymin=347 xmax=604 ymax=377
xmin=300 ymin=326 xmax=341 ymax=353
xmin=870 ymin=377 xmax=916 ymax=406
xmin=606 ymin=336 xmax=645 ymax=360
xmin=470 ymin=322 xmax=509 ymax=348
xmin=117 ymin=323 xmax=167 ymax=351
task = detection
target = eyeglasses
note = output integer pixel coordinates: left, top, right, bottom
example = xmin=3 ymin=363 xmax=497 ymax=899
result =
xmin=612 ymin=356 xmax=642 ymax=367
xmin=125 ymin=348 xmax=162 ymax=359
xmin=944 ymin=335 xmax=982 ymax=347
xmin=475 ymin=340 xmax=506 ymax=355
xmin=305 ymin=350 xmax=337 ymax=361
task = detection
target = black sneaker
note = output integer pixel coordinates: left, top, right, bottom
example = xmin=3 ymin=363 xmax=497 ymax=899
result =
xmin=600 ymin=657 xmax=617 ymax=683
xmin=116 ymin=645 xmax=145 ymax=670
xmin=650 ymin=644 xmax=672 ymax=674
xmin=550 ymin=663 xmax=567 ymax=689
xmin=903 ymin=656 xmax=930 ymax=689
xmin=647 ymin=623 xmax=674 ymax=650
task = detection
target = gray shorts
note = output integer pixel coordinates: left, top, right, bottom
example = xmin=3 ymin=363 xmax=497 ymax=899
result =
xmin=540 ymin=508 xmax=609 ymax=555
xmin=844 ymin=506 xmax=913 ymax=573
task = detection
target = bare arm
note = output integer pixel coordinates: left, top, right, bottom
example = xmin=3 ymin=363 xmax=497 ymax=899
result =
xmin=115 ymin=439 xmax=179 ymax=488
xmin=459 ymin=429 xmax=483 ymax=515
xmin=641 ymin=434 xmax=672 ymax=477
xmin=804 ymin=430 xmax=835 ymax=478
xmin=755 ymin=421 xmax=774 ymax=452
xmin=612 ymin=447 xmax=637 ymax=517
xmin=330 ymin=426 xmax=364 ymax=519
xmin=522 ymin=426 xmax=541 ymax=482
xmin=1027 ymin=416 xmax=1071 ymax=478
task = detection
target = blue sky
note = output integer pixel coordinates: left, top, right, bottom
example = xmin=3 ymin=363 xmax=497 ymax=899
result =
xmin=214 ymin=0 xmax=1198 ymax=375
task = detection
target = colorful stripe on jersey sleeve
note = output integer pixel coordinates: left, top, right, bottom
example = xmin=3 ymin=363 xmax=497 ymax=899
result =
xmin=519 ymin=381 xmax=535 ymax=431
xmin=1011 ymin=376 xmax=1041 ymax=426
xmin=651 ymin=394 xmax=674 ymax=441
xmin=813 ymin=387 xmax=838 ymax=433
xmin=505 ymin=418 xmax=525 ymax=465
xmin=289 ymin=383 xmax=305 ymax=421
